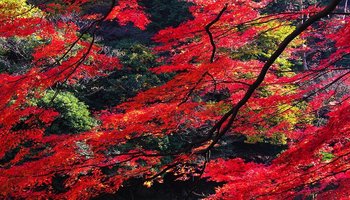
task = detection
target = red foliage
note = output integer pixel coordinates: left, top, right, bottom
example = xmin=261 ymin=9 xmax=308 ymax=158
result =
xmin=106 ymin=0 xmax=150 ymax=30
xmin=204 ymin=101 xmax=350 ymax=199
xmin=0 ymin=0 xmax=349 ymax=199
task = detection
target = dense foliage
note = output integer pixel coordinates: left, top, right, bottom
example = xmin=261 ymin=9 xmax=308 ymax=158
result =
xmin=0 ymin=0 xmax=350 ymax=199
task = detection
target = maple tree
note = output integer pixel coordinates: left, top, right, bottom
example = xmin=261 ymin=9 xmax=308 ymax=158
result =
xmin=0 ymin=0 xmax=350 ymax=199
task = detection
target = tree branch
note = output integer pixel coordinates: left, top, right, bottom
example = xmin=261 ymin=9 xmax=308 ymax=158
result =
xmin=205 ymin=0 xmax=343 ymax=151
xmin=205 ymin=4 xmax=228 ymax=63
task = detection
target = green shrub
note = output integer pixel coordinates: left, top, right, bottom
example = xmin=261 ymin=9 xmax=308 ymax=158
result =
xmin=37 ymin=90 xmax=97 ymax=134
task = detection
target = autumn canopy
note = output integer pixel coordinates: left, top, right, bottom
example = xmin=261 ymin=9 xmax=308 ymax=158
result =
xmin=0 ymin=0 xmax=350 ymax=199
